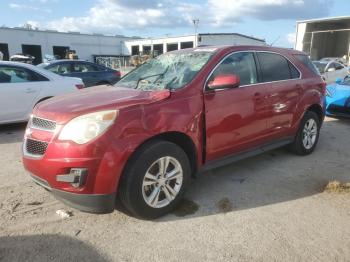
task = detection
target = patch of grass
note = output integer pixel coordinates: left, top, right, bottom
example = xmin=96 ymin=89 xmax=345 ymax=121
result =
xmin=324 ymin=181 xmax=350 ymax=193
xmin=216 ymin=198 xmax=233 ymax=213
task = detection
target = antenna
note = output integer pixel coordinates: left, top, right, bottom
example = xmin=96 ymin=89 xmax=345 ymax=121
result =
xmin=270 ymin=35 xmax=281 ymax=46
xmin=192 ymin=19 xmax=199 ymax=47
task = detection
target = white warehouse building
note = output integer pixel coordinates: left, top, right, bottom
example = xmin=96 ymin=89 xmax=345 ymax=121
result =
xmin=0 ymin=27 xmax=266 ymax=65
xmin=0 ymin=27 xmax=132 ymax=64
xmin=124 ymin=33 xmax=266 ymax=56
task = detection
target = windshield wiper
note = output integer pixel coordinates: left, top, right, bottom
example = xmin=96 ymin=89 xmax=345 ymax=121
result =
xmin=135 ymin=66 xmax=169 ymax=89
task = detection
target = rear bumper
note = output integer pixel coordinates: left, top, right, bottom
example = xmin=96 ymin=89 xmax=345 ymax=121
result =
xmin=30 ymin=173 xmax=115 ymax=213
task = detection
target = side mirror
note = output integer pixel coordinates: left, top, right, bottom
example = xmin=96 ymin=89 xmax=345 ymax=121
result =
xmin=335 ymin=77 xmax=343 ymax=84
xmin=208 ymin=74 xmax=240 ymax=90
xmin=327 ymin=67 xmax=335 ymax=72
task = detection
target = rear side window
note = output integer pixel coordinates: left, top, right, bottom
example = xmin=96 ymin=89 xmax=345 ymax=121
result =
xmin=257 ymin=52 xmax=299 ymax=82
xmin=294 ymin=55 xmax=319 ymax=75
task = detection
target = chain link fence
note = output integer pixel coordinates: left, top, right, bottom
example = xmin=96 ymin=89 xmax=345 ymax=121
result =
xmin=94 ymin=55 xmax=135 ymax=76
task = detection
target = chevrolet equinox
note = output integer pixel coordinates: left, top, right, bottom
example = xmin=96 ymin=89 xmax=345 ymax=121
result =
xmin=22 ymin=46 xmax=326 ymax=219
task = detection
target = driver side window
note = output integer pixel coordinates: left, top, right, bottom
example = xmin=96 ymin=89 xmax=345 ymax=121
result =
xmin=210 ymin=52 xmax=258 ymax=86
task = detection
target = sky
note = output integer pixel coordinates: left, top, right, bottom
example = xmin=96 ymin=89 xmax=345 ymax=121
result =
xmin=0 ymin=0 xmax=349 ymax=47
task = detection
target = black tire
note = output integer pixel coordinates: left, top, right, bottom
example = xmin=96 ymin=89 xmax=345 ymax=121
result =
xmin=289 ymin=111 xmax=320 ymax=155
xmin=118 ymin=140 xmax=191 ymax=219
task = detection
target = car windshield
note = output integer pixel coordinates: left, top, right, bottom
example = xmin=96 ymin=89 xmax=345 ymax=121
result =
xmin=115 ymin=51 xmax=214 ymax=90
xmin=313 ymin=62 xmax=326 ymax=74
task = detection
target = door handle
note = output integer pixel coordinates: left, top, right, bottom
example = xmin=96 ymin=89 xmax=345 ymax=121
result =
xmin=253 ymin=92 xmax=264 ymax=104
xmin=253 ymin=92 xmax=262 ymax=99
xmin=295 ymin=84 xmax=302 ymax=94
xmin=25 ymin=88 xmax=36 ymax=94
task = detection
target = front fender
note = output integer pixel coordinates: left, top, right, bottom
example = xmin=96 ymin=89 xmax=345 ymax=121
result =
xmin=97 ymin=94 xmax=204 ymax=193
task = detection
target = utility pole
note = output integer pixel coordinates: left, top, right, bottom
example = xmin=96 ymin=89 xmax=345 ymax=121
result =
xmin=192 ymin=19 xmax=199 ymax=47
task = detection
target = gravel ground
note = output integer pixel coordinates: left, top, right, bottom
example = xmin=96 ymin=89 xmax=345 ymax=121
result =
xmin=0 ymin=117 xmax=349 ymax=262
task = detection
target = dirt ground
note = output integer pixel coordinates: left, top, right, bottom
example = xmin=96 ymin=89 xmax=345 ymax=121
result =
xmin=0 ymin=117 xmax=349 ymax=262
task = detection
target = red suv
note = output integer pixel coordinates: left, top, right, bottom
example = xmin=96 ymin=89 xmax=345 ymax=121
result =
xmin=22 ymin=46 xmax=325 ymax=219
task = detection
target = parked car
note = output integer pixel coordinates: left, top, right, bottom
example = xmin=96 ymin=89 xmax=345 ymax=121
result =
xmin=38 ymin=60 xmax=121 ymax=87
xmin=10 ymin=53 xmax=35 ymax=64
xmin=23 ymin=46 xmax=325 ymax=219
xmin=313 ymin=60 xmax=349 ymax=84
xmin=326 ymin=76 xmax=350 ymax=117
xmin=320 ymin=57 xmax=347 ymax=65
xmin=0 ymin=61 xmax=84 ymax=124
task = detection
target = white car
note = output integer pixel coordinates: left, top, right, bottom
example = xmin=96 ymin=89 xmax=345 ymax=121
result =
xmin=0 ymin=61 xmax=84 ymax=124
xmin=313 ymin=60 xmax=350 ymax=84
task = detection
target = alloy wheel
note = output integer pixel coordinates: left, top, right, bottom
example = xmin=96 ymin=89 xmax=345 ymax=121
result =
xmin=142 ymin=156 xmax=183 ymax=208
xmin=302 ymin=118 xmax=318 ymax=150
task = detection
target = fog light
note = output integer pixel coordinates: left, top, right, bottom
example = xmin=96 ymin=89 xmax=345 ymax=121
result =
xmin=56 ymin=168 xmax=88 ymax=188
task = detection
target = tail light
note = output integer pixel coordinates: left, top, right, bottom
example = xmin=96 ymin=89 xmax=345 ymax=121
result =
xmin=114 ymin=71 xmax=121 ymax=78
xmin=75 ymin=84 xmax=85 ymax=89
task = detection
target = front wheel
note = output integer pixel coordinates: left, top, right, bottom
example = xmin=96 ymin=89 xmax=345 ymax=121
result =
xmin=118 ymin=140 xmax=191 ymax=219
xmin=289 ymin=111 xmax=320 ymax=155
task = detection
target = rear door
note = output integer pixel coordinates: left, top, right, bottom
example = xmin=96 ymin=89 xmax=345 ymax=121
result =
xmin=0 ymin=65 xmax=47 ymax=122
xmin=204 ymin=52 xmax=271 ymax=161
xmin=70 ymin=62 xmax=101 ymax=87
xmin=256 ymin=52 xmax=302 ymax=139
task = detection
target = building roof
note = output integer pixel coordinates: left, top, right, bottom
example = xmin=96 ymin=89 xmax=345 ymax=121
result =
xmin=199 ymin=33 xmax=265 ymax=42
xmin=297 ymin=16 xmax=350 ymax=24
xmin=0 ymin=26 xmax=129 ymax=39
xmin=124 ymin=33 xmax=265 ymax=43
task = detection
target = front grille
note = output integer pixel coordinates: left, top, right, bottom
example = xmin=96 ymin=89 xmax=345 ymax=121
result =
xmin=31 ymin=117 xmax=56 ymax=131
xmin=25 ymin=139 xmax=48 ymax=156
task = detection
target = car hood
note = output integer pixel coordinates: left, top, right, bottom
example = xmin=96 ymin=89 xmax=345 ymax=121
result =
xmin=33 ymin=85 xmax=170 ymax=124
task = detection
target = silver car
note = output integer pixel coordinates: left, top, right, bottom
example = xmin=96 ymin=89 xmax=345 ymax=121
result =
xmin=313 ymin=60 xmax=349 ymax=84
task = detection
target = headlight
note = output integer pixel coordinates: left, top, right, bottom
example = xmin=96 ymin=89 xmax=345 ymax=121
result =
xmin=59 ymin=110 xmax=118 ymax=144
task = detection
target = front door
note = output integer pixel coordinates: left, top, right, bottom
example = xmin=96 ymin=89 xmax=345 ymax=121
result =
xmin=204 ymin=52 xmax=270 ymax=161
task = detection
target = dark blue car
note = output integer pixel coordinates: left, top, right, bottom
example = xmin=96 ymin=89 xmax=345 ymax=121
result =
xmin=326 ymin=76 xmax=350 ymax=117
xmin=38 ymin=60 xmax=121 ymax=87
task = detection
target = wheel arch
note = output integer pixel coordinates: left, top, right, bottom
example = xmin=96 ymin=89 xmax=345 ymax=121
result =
xmin=34 ymin=96 xmax=53 ymax=107
xmin=121 ymin=131 xmax=198 ymax=182
xmin=306 ymin=103 xmax=324 ymax=123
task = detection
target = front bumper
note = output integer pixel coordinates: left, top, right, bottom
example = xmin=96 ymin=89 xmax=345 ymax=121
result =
xmin=30 ymin=173 xmax=116 ymax=213
xmin=326 ymin=104 xmax=350 ymax=117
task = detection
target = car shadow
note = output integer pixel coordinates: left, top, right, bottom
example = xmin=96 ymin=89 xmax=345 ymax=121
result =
xmin=151 ymin=118 xmax=350 ymax=221
xmin=0 ymin=123 xmax=26 ymax=145
xmin=0 ymin=234 xmax=108 ymax=262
